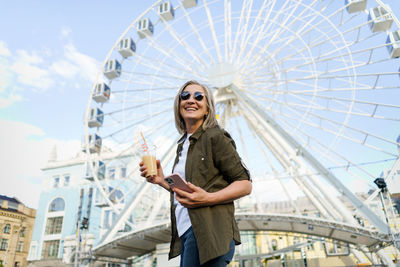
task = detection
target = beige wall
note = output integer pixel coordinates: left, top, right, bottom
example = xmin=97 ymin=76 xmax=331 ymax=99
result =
xmin=0 ymin=200 xmax=36 ymax=267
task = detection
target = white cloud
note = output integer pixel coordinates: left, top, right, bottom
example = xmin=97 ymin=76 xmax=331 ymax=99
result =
xmin=0 ymin=93 xmax=23 ymax=108
xmin=0 ymin=36 xmax=99 ymax=106
xmin=63 ymin=43 xmax=99 ymax=82
xmin=51 ymin=59 xmax=80 ymax=78
xmin=49 ymin=42 xmax=99 ymax=83
xmin=0 ymin=41 xmax=11 ymax=57
xmin=61 ymin=27 xmax=72 ymax=38
xmin=12 ymin=50 xmax=54 ymax=90
xmin=0 ymin=58 xmax=13 ymax=94
xmin=0 ymin=118 xmax=80 ymax=208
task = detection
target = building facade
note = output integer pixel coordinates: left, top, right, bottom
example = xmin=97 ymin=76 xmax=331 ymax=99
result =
xmin=0 ymin=195 xmax=36 ymax=267
xmin=27 ymin=149 xmax=137 ymax=267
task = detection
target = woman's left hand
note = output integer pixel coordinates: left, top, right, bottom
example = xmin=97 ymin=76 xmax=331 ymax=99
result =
xmin=173 ymin=182 xmax=212 ymax=208
xmin=174 ymin=180 xmax=252 ymax=208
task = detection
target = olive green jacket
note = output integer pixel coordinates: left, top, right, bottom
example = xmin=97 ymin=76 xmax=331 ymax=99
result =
xmin=168 ymin=125 xmax=251 ymax=264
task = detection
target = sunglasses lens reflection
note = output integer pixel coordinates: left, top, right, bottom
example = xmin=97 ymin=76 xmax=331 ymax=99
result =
xmin=180 ymin=91 xmax=204 ymax=101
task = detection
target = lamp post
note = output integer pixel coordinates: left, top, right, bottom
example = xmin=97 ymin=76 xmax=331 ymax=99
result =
xmin=374 ymin=178 xmax=391 ymax=234
xmin=374 ymin=178 xmax=400 ymax=252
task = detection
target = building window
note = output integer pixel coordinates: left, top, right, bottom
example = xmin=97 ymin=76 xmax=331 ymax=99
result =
xmin=63 ymin=175 xmax=70 ymax=186
xmin=48 ymin=198 xmax=65 ymax=212
xmin=45 ymin=217 xmax=63 ymax=235
xmin=8 ymin=201 xmax=19 ymax=210
xmin=53 ymin=176 xmax=60 ymax=188
xmin=14 ymin=262 xmax=20 ymax=267
xmin=108 ymin=168 xmax=115 ymax=179
xmin=17 ymin=241 xmax=23 ymax=252
xmin=20 ymin=227 xmax=26 ymax=237
xmin=271 ymin=239 xmax=277 ymax=251
xmin=41 ymin=240 xmax=60 ymax=259
xmin=0 ymin=239 xmax=8 ymax=250
xmin=3 ymin=224 xmax=11 ymax=234
xmin=120 ymin=167 xmax=127 ymax=178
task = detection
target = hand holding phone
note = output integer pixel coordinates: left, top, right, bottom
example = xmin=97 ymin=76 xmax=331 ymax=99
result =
xmin=164 ymin=173 xmax=193 ymax=193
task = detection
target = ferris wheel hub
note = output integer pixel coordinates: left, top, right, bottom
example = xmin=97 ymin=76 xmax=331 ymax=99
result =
xmin=207 ymin=62 xmax=237 ymax=89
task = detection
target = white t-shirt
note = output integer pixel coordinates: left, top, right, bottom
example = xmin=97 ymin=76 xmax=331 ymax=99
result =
xmin=173 ymin=134 xmax=192 ymax=237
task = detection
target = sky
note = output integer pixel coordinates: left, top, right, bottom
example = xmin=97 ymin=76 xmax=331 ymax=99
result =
xmin=0 ymin=1 xmax=399 ymax=209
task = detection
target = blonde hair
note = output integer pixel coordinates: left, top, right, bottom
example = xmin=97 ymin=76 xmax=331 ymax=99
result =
xmin=174 ymin=80 xmax=218 ymax=134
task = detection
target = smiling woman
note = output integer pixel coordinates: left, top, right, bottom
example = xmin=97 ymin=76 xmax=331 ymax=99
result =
xmin=139 ymin=80 xmax=252 ymax=266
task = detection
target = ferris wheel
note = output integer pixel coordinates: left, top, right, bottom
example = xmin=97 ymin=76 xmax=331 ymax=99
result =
xmin=83 ymin=0 xmax=400 ymax=249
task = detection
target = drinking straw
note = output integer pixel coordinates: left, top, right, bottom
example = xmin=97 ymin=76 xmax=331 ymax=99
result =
xmin=140 ymin=131 xmax=149 ymax=152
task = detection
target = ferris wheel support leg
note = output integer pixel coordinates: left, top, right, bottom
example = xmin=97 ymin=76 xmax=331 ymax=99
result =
xmin=239 ymin=93 xmax=355 ymax=222
xmin=230 ymin=84 xmax=389 ymax=234
xmin=377 ymin=249 xmax=396 ymax=267
xmin=95 ymin=142 xmax=178 ymax=248
xmin=241 ymin=100 xmax=345 ymax=219
xmin=242 ymin=112 xmax=334 ymax=218
xmin=350 ymin=247 xmax=369 ymax=265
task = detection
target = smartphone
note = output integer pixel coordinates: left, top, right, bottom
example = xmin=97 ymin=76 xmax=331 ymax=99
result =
xmin=164 ymin=173 xmax=193 ymax=193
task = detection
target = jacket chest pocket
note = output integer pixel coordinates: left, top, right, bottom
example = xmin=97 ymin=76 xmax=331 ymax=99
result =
xmin=193 ymin=153 xmax=210 ymax=184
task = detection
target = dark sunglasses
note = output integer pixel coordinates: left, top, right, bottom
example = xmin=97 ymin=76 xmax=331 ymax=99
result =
xmin=180 ymin=91 xmax=205 ymax=101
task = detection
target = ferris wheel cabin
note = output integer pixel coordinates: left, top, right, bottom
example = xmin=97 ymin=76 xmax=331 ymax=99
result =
xmin=81 ymin=134 xmax=102 ymax=154
xmin=182 ymin=0 xmax=197 ymax=9
xmin=386 ymin=30 xmax=400 ymax=58
xmin=158 ymin=2 xmax=174 ymax=21
xmin=104 ymin=59 xmax=121 ymax=80
xmin=368 ymin=6 xmax=393 ymax=33
xmin=84 ymin=160 xmax=105 ymax=181
xmin=137 ymin=18 xmax=154 ymax=38
xmin=345 ymin=0 xmax=367 ymax=13
xmin=93 ymin=83 xmax=110 ymax=103
xmin=88 ymin=108 xmax=104 ymax=128
xmin=118 ymin=38 xmax=136 ymax=58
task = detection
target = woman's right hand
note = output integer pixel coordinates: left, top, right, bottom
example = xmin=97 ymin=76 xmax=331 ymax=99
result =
xmin=139 ymin=159 xmax=167 ymax=187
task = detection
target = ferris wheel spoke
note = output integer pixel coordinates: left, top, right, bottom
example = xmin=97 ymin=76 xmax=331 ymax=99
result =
xmin=231 ymin=0 xmax=253 ymax=59
xmin=112 ymin=86 xmax=177 ymax=94
xmin=245 ymin=71 xmax=399 ymax=85
xmin=224 ymin=0 xmax=231 ymax=60
xmin=277 ymin=43 xmax=393 ymax=77
xmin=259 ymin=94 xmax=398 ymax=148
xmin=267 ymin=101 xmax=398 ymax=157
xmin=180 ymin=2 xmax=216 ymax=64
xmin=121 ymin=70 xmax=189 ymax=82
xmin=238 ymin=5 xmax=279 ymax=67
xmin=104 ymin=97 xmax=173 ymax=117
xmin=126 ymin=52 xmax=204 ymax=81
xmin=235 ymin=0 xmax=277 ymax=64
xmin=269 ymin=108 xmax=386 ymax=181
xmin=203 ymin=0 xmax=223 ymax=62
xmin=238 ymin=0 xmax=303 ymax=68
xmin=241 ymin=2 xmax=348 ymax=72
xmin=253 ymin=0 xmax=324 ymax=63
xmin=142 ymin=36 xmax=203 ymax=77
xmin=101 ymin=107 xmax=173 ymax=140
xmin=154 ymin=11 xmax=208 ymax=70
xmin=250 ymin=91 xmax=399 ymax=122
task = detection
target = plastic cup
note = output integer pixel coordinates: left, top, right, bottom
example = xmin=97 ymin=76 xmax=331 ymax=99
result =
xmin=142 ymin=145 xmax=157 ymax=177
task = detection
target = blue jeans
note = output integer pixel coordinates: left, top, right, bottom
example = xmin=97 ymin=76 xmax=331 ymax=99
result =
xmin=180 ymin=227 xmax=235 ymax=267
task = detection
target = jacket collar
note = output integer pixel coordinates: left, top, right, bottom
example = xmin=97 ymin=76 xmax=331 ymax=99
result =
xmin=177 ymin=126 xmax=205 ymax=144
